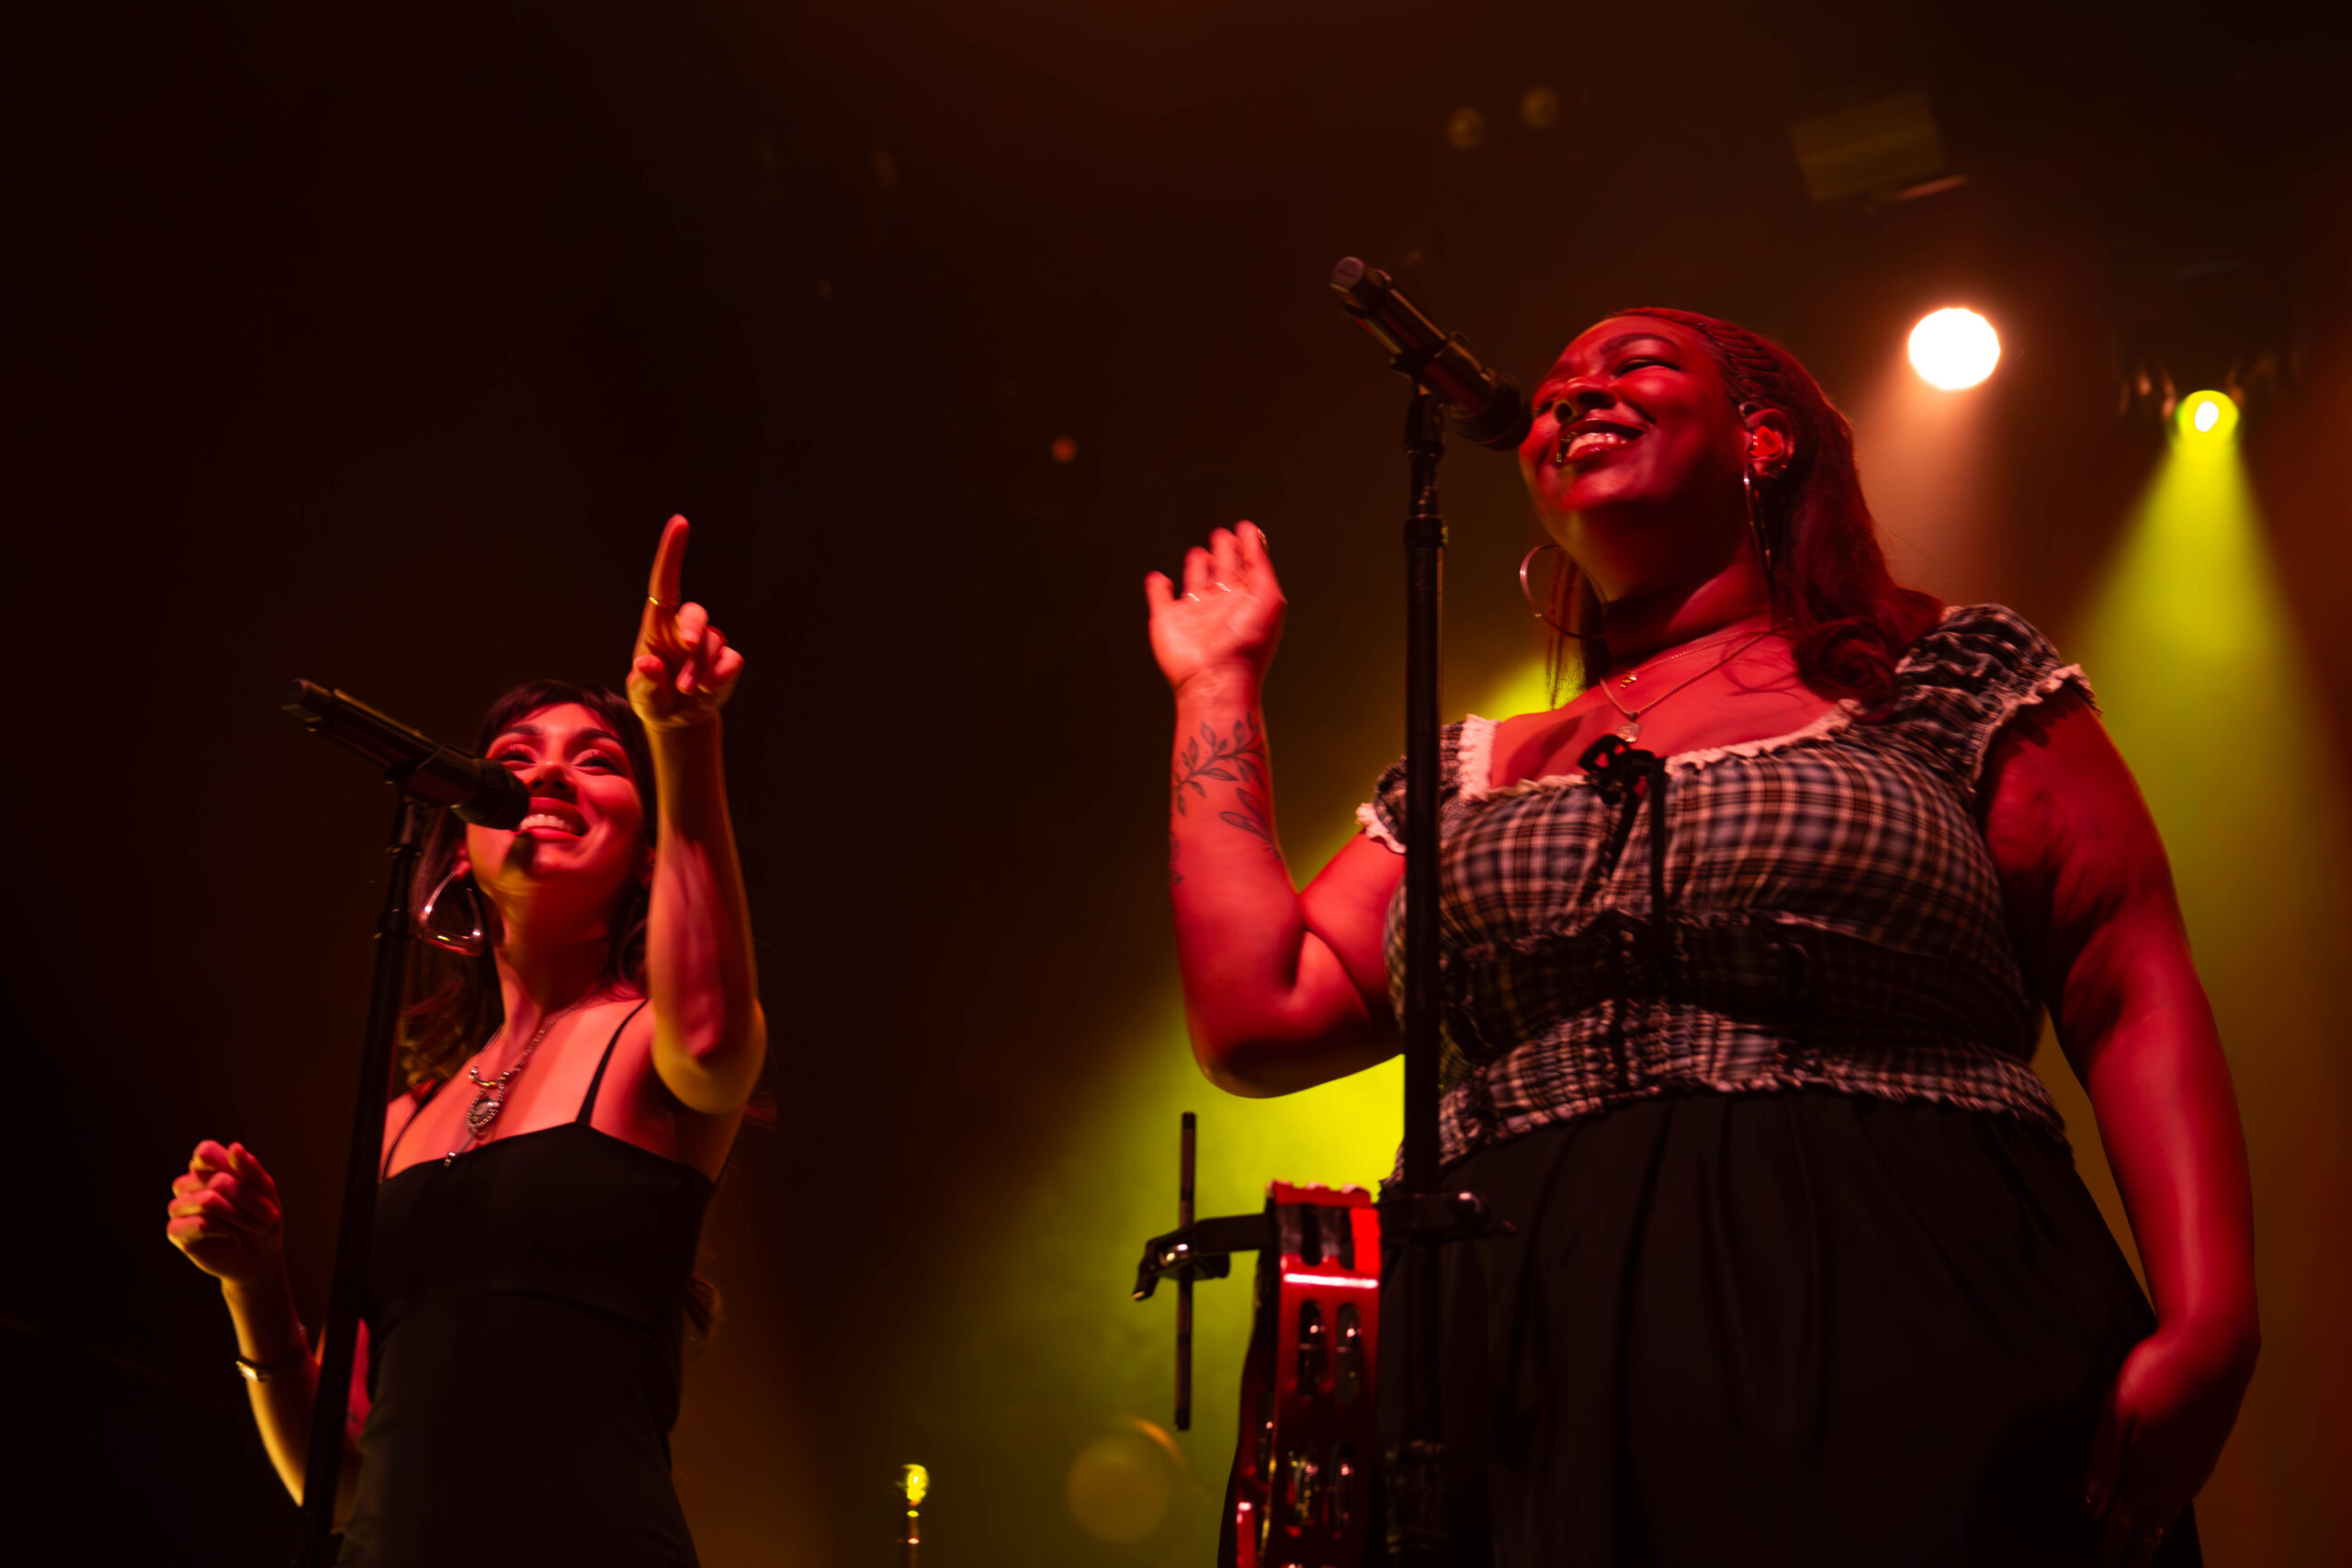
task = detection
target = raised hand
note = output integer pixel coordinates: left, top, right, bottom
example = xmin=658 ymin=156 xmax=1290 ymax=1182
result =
xmin=630 ymin=515 xmax=746 ymax=732
xmin=1144 ymin=522 xmax=1285 ymax=698
xmin=165 ymin=1140 xmax=287 ymax=1287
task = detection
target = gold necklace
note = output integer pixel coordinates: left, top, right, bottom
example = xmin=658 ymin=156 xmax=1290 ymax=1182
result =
xmin=1598 ymin=626 xmax=1783 ymax=743
xmin=1611 ymin=624 xmax=1762 ymax=687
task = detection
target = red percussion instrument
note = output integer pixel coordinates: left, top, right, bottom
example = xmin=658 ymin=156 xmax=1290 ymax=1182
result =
xmin=1134 ymin=1125 xmax=1384 ymax=1568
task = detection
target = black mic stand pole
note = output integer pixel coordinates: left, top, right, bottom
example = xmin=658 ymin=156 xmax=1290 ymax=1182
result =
xmin=288 ymin=793 xmax=426 ymax=1566
xmin=1383 ymin=387 xmax=1454 ymax=1567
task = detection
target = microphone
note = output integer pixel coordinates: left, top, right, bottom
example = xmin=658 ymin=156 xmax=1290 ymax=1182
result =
xmin=1329 ymin=257 xmax=1532 ymax=450
xmin=280 ymin=680 xmax=529 ymax=829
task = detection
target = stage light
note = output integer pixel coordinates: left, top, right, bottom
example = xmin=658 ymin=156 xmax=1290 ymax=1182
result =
xmin=1907 ymin=308 xmax=2000 ymax=390
xmin=2178 ymin=389 xmax=2239 ymax=439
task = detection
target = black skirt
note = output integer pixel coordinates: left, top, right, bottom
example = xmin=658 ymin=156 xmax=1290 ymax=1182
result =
xmin=1407 ymin=1089 xmax=2199 ymax=1567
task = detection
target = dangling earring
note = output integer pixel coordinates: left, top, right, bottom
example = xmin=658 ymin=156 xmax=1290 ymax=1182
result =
xmin=1741 ymin=468 xmax=1776 ymax=585
xmin=416 ymin=867 xmax=487 ymax=958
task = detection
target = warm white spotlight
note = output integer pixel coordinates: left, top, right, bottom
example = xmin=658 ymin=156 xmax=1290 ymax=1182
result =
xmin=1907 ymin=308 xmax=2000 ymax=390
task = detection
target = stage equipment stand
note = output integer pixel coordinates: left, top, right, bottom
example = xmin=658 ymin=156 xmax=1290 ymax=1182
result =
xmin=1381 ymin=386 xmax=1457 ymax=1568
xmin=1130 ymin=265 xmax=1522 ymax=1565
xmin=288 ymin=793 xmax=424 ymax=1568
xmin=1331 ymin=260 xmax=1529 ymax=1567
xmin=277 ymin=679 xmax=528 ymax=1567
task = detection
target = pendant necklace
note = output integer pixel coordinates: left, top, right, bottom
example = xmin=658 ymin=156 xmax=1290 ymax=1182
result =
xmin=1599 ymin=625 xmax=1783 ymax=743
xmin=444 ymin=995 xmax=595 ymax=1166
xmin=1611 ymin=623 xmax=1765 ymax=688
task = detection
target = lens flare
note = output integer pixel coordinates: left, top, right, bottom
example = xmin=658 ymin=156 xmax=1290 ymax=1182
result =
xmin=2178 ymin=389 xmax=2239 ymax=439
xmin=1906 ymin=308 xmax=2000 ymax=390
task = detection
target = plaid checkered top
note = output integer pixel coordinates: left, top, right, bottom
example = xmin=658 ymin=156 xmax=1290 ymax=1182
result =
xmin=1358 ymin=604 xmax=2085 ymax=1169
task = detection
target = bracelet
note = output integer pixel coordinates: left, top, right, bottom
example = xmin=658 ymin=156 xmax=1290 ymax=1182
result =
xmin=234 ymin=1346 xmax=309 ymax=1383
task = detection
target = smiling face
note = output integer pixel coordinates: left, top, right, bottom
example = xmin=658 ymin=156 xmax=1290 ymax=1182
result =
xmin=461 ymin=702 xmax=649 ymax=936
xmin=1518 ymin=315 xmax=1783 ymax=600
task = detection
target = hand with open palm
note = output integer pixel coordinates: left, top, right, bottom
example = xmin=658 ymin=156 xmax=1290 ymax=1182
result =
xmin=1144 ymin=522 xmax=1284 ymax=700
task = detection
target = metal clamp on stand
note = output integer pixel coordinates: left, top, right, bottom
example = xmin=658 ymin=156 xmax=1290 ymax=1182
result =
xmin=1378 ymin=1189 xmax=1507 ymax=1246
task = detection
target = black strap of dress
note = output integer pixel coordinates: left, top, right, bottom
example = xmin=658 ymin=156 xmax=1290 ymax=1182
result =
xmin=576 ymin=1000 xmax=651 ymax=1124
xmin=377 ymin=999 xmax=652 ymax=1176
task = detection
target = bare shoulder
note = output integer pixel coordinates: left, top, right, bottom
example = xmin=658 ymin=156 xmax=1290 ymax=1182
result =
xmin=379 ymin=1083 xmax=437 ymax=1156
xmin=602 ymin=989 xmax=659 ymax=1043
xmin=1980 ymin=685 xmax=2172 ymax=913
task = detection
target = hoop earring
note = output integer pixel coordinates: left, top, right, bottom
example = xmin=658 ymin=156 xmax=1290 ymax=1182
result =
xmin=416 ymin=867 xmax=486 ymax=958
xmin=1519 ymin=542 xmax=1615 ymax=635
xmin=1518 ymin=543 xmax=1578 ymax=636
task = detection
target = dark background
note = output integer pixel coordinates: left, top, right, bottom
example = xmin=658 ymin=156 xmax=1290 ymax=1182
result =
xmin=8 ymin=1 xmax=2352 ymax=1562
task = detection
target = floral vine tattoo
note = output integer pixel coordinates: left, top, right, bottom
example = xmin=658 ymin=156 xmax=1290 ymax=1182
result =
xmin=1171 ymin=715 xmax=1277 ymax=855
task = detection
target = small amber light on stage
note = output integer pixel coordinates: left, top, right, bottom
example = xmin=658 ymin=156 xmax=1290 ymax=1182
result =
xmin=1446 ymin=107 xmax=1486 ymax=150
xmin=1051 ymin=436 xmax=1078 ymax=464
xmin=1906 ymin=307 xmax=2000 ymax=390
xmin=1521 ymin=85 xmax=1560 ymax=130
xmin=2178 ymin=389 xmax=2239 ymax=439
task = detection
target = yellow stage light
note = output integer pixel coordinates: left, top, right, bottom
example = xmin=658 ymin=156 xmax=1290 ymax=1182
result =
xmin=1906 ymin=308 xmax=2000 ymax=390
xmin=2177 ymin=389 xmax=2239 ymax=439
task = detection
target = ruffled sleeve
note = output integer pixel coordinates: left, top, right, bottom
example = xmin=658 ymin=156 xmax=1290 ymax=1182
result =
xmin=1888 ymin=604 xmax=2098 ymax=802
xmin=1355 ymin=720 xmax=1469 ymax=853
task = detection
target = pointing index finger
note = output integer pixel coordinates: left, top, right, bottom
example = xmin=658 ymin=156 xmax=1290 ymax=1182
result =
xmin=649 ymin=515 xmax=689 ymax=610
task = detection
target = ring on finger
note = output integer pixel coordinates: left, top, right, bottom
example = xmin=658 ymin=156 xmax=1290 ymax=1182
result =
xmin=1183 ymin=592 xmax=1201 ymax=602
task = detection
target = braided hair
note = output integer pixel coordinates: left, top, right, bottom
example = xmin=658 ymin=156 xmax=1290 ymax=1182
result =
xmin=1544 ymin=308 xmax=1940 ymax=710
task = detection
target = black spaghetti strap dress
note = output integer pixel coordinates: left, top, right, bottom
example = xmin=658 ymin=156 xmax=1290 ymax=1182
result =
xmin=336 ymin=1002 xmax=714 ymax=1567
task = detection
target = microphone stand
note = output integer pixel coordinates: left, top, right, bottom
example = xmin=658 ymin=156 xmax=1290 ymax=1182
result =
xmin=270 ymin=681 xmax=528 ymax=1563
xmin=1326 ymin=256 xmax=1526 ymax=1565
xmin=1380 ymin=388 xmax=1456 ymax=1567
xmin=288 ymin=792 xmax=426 ymax=1566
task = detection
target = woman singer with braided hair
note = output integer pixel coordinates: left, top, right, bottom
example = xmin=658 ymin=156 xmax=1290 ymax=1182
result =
xmin=1146 ymin=310 xmax=2256 ymax=1564
xmin=164 ymin=517 xmax=763 ymax=1565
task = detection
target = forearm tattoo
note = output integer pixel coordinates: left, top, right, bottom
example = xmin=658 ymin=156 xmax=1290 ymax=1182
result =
xmin=1171 ymin=715 xmax=1278 ymax=857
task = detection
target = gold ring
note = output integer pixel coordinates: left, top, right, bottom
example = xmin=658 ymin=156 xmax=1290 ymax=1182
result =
xmin=647 ymin=594 xmax=668 ymax=608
